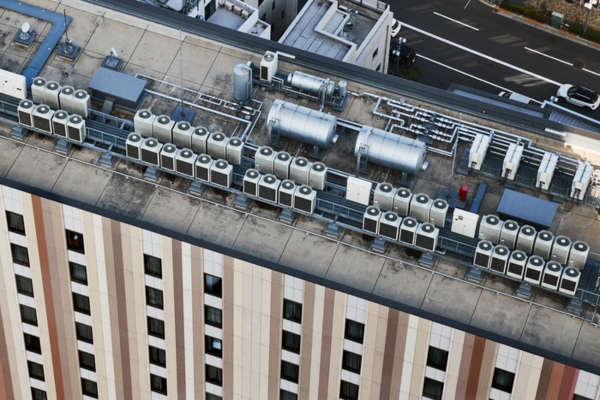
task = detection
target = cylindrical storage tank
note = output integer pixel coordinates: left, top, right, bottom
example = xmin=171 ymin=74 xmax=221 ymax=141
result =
xmin=354 ymin=125 xmax=427 ymax=175
xmin=267 ymin=100 xmax=337 ymax=148
xmin=338 ymin=81 xmax=347 ymax=97
xmin=287 ymin=71 xmax=335 ymax=98
xmin=233 ymin=63 xmax=252 ymax=104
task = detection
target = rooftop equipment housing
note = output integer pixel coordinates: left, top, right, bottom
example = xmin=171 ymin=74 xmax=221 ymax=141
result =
xmin=536 ymin=152 xmax=558 ymax=190
xmin=363 ymin=206 xmax=381 ymax=235
xmin=173 ymin=121 xmax=193 ymax=149
xmin=373 ymin=183 xmax=396 ymax=211
xmin=287 ymin=71 xmax=335 ymax=99
xmin=44 ymin=81 xmax=61 ymax=109
xmin=533 ymin=230 xmax=554 ymax=259
xmin=192 ymin=127 xmax=210 ymax=154
xmin=59 ymin=86 xmax=75 ymax=112
xmin=160 ymin=144 xmax=177 ymax=170
xmin=195 ymin=154 xmax=213 ymax=183
xmin=243 ymin=169 xmax=261 ymax=196
xmin=551 ymin=235 xmax=571 ymax=265
xmin=153 ymin=115 xmax=175 ymax=143
xmin=490 ymin=245 xmax=510 ymax=274
xmin=430 ymin=199 xmax=448 ymax=228
xmin=478 ymin=215 xmax=503 ymax=244
xmin=570 ymin=161 xmax=593 ymax=201
xmin=399 ymin=217 xmax=418 ymax=246
xmin=72 ymin=89 xmax=90 ymax=118
xmin=474 ymin=241 xmax=493 ymax=269
xmin=258 ymin=174 xmax=280 ymax=203
xmin=134 ymin=109 xmax=156 ymax=137
xmin=393 ymin=188 xmax=412 ymax=216
xmin=507 ymin=250 xmax=527 ymax=279
xmin=233 ymin=63 xmax=252 ymax=104
xmin=294 ymin=185 xmax=317 ymax=214
xmin=175 ymin=149 xmax=197 ymax=177
xmin=255 ymin=146 xmax=277 ymax=174
xmin=226 ymin=138 xmax=243 ymax=165
xmin=260 ymin=51 xmax=278 ymax=82
xmin=32 ymin=104 xmax=54 ymax=133
xmin=278 ymin=180 xmax=296 ymax=208
xmin=524 ymin=255 xmax=545 ymax=285
xmin=568 ymin=241 xmax=589 ymax=270
xmin=52 ymin=110 xmax=69 ymax=138
xmin=274 ymin=152 xmax=292 ymax=180
xmin=469 ymin=133 xmax=490 ymax=171
xmin=499 ymin=220 xmax=519 ymax=249
xmin=559 ymin=267 xmax=581 ymax=296
xmin=126 ymin=133 xmax=143 ymax=160
xmin=17 ymin=99 xmax=34 ymax=126
xmin=541 ymin=261 xmax=563 ymax=291
xmin=516 ymin=225 xmax=537 ymax=253
xmin=210 ymin=160 xmax=233 ymax=188
xmin=309 ymin=162 xmax=327 ymax=191
xmin=140 ymin=138 xmax=162 ymax=166
xmin=409 ymin=194 xmax=432 ymax=223
xmin=345 ymin=176 xmax=372 ymax=206
xmin=415 ymin=223 xmax=439 ymax=252
xmin=31 ymin=77 xmax=46 ymax=104
xmin=502 ymin=142 xmax=524 ymax=180
xmin=290 ymin=157 xmax=312 ymax=185
xmin=378 ymin=211 xmax=402 ymax=241
xmin=207 ymin=132 xmax=229 ymax=160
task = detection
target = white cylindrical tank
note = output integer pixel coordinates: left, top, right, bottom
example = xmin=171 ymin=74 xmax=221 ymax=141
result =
xmin=233 ymin=63 xmax=252 ymax=104
xmin=338 ymin=81 xmax=347 ymax=97
xmin=287 ymin=71 xmax=335 ymax=98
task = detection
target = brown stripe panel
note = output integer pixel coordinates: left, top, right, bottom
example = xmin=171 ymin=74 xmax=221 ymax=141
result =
xmin=298 ymin=282 xmax=316 ymax=399
xmin=465 ymin=336 xmax=486 ymax=399
xmin=0 ymin=306 xmax=14 ymax=400
xmin=546 ymin=362 xmax=565 ymax=400
xmin=223 ymin=256 xmax=235 ymax=399
xmin=454 ymin=333 xmax=475 ymax=399
xmin=380 ymin=308 xmax=399 ymax=400
xmin=192 ymin=246 xmax=205 ymax=398
xmin=172 ymin=240 xmax=186 ymax=399
xmin=317 ymin=288 xmax=335 ymax=399
xmin=268 ymin=271 xmax=283 ymax=400
xmin=535 ymin=358 xmax=554 ymax=400
xmin=557 ymin=365 xmax=578 ymax=400
xmin=388 ymin=311 xmax=409 ymax=400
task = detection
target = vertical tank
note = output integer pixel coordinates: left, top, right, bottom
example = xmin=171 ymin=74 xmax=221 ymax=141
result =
xmin=233 ymin=63 xmax=252 ymax=104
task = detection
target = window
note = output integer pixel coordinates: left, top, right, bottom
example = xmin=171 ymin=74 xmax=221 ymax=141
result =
xmin=280 ymin=389 xmax=297 ymax=400
xmin=342 ymin=351 xmax=362 ymax=374
xmin=81 ymin=378 xmax=98 ymax=398
xmin=144 ymin=255 xmax=162 ymax=278
xmin=376 ymin=63 xmax=381 ymax=72
xmin=204 ymin=274 xmax=222 ymax=297
xmin=6 ymin=211 xmax=25 ymax=234
xmin=16 ymin=275 xmax=34 ymax=296
xmin=281 ymin=360 xmax=299 ymax=383
xmin=205 ymin=336 xmax=223 ymax=357
xmin=206 ymin=394 xmax=223 ymax=400
xmin=24 ymin=333 xmax=41 ymax=354
xmin=150 ymin=374 xmax=167 ymax=395
xmin=206 ymin=365 xmax=223 ymax=386
xmin=148 ymin=317 xmax=165 ymax=338
xmin=422 ymin=377 xmax=443 ymax=400
xmin=205 ymin=305 xmax=222 ymax=328
xmin=69 ymin=262 xmax=88 ymax=285
xmin=491 ymin=368 xmax=515 ymax=393
xmin=340 ymin=380 xmax=359 ymax=400
xmin=31 ymin=388 xmax=47 ymax=400
xmin=272 ymin=0 xmax=275 ymax=10
xmin=426 ymin=347 xmax=449 ymax=371
xmin=344 ymin=319 xmax=365 ymax=343
xmin=27 ymin=361 xmax=45 ymax=381
xmin=76 ymin=322 xmax=93 ymax=343
xmin=281 ymin=9 xmax=285 ymax=19
xmin=72 ymin=293 xmax=91 ymax=314
xmin=574 ymin=396 xmax=594 ymax=400
xmin=66 ymin=230 xmax=85 ymax=253
xmin=146 ymin=287 xmax=164 ymax=309
xmin=261 ymin=12 xmax=266 ymax=20
xmin=79 ymin=351 xmax=96 ymax=371
xmin=258 ymin=0 xmax=264 ymax=6
xmin=11 ymin=244 xmax=30 ymax=266
xmin=372 ymin=48 xmax=379 ymax=59
xmin=283 ymin=299 xmax=302 ymax=323
xmin=282 ymin=331 xmax=300 ymax=354
xmin=149 ymin=346 xmax=166 ymax=367
xmin=20 ymin=304 xmax=38 ymax=326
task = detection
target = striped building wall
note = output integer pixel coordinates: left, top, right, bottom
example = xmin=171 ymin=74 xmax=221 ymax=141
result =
xmin=0 ymin=185 xmax=599 ymax=400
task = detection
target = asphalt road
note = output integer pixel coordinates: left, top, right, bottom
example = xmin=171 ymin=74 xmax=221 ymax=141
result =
xmin=389 ymin=0 xmax=600 ymax=112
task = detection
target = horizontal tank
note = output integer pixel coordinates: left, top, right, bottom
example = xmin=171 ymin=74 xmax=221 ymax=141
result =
xmin=267 ymin=99 xmax=337 ymax=148
xmin=354 ymin=126 xmax=427 ymax=175
xmin=287 ymin=71 xmax=335 ymax=98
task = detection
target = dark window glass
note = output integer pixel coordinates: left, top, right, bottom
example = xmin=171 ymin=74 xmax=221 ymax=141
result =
xmin=146 ymin=286 xmax=164 ymax=309
xmin=150 ymin=374 xmax=167 ymax=395
xmin=205 ymin=305 xmax=222 ymax=328
xmin=373 ymin=48 xmax=379 ymax=58
xmin=27 ymin=360 xmax=45 ymax=381
xmin=11 ymin=244 xmax=30 ymax=266
xmin=427 ymin=346 xmax=449 ymax=371
xmin=144 ymin=255 xmax=162 ymax=278
xmin=573 ymin=395 xmax=594 ymax=400
xmin=16 ymin=275 xmax=34 ymax=296
xmin=282 ymin=331 xmax=300 ymax=354
xmin=24 ymin=333 xmax=41 ymax=354
xmin=69 ymin=262 xmax=88 ymax=285
xmin=66 ymin=230 xmax=85 ymax=253
xmin=422 ymin=377 xmax=444 ymax=400
xmin=258 ymin=0 xmax=264 ymax=6
xmin=79 ymin=351 xmax=96 ymax=371
xmin=281 ymin=9 xmax=285 ymax=19
xmin=204 ymin=274 xmax=222 ymax=297
xmin=344 ymin=319 xmax=365 ymax=343
xmin=149 ymin=346 xmax=166 ymax=367
xmin=31 ymin=388 xmax=47 ymax=400
xmin=20 ymin=304 xmax=38 ymax=326
xmin=81 ymin=378 xmax=99 ymax=398
xmin=206 ymin=365 xmax=223 ymax=386
xmin=492 ymin=368 xmax=515 ymax=393
xmin=342 ymin=351 xmax=362 ymax=374
xmin=272 ymin=0 xmax=275 ymax=9
xmin=340 ymin=380 xmax=359 ymax=400
xmin=283 ymin=299 xmax=302 ymax=323
xmin=72 ymin=293 xmax=91 ymax=314
xmin=6 ymin=211 xmax=25 ymax=235
xmin=148 ymin=317 xmax=165 ymax=339
xmin=281 ymin=360 xmax=299 ymax=383
xmin=206 ymin=394 xmax=222 ymax=400
xmin=205 ymin=336 xmax=223 ymax=358
xmin=280 ymin=389 xmax=297 ymax=400
xmin=76 ymin=322 xmax=93 ymax=343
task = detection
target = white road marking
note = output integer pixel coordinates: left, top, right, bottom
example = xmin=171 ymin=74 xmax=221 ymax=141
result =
xmin=464 ymin=0 xmax=472 ymax=9
xmin=525 ymin=46 xmax=600 ymax=78
xmin=401 ymin=22 xmax=561 ymax=86
xmin=433 ymin=12 xmax=479 ymax=31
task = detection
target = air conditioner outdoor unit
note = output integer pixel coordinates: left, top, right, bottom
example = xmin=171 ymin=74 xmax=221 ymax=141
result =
xmin=409 ymin=193 xmax=432 ymax=222
xmin=478 ymin=215 xmax=503 ymax=244
xmin=260 ymin=51 xmax=278 ymax=82
xmin=393 ymin=188 xmax=412 ymax=216
xmin=207 ymin=132 xmax=229 ymax=160
xmin=468 ymin=133 xmax=490 ymax=171
xmin=243 ymin=169 xmax=261 ymax=196
xmin=399 ymin=217 xmax=418 ymax=246
xmin=126 ymin=133 xmax=143 ymax=160
xmin=195 ymin=154 xmax=213 ymax=182
xmin=44 ymin=81 xmax=61 ymax=109
xmin=173 ymin=121 xmax=193 ymax=149
xmin=59 ymin=86 xmax=75 ymax=112
xmin=293 ymin=185 xmax=316 ymax=214
xmin=379 ymin=211 xmax=402 ymax=241
xmin=536 ymin=152 xmax=558 ymax=191
xmin=255 ymin=146 xmax=277 ymax=174
xmin=210 ymin=160 xmax=233 ymax=188
xmin=490 ymin=245 xmax=510 ymax=274
xmin=559 ymin=267 xmax=580 ymax=296
xmin=31 ymin=77 xmax=46 ymax=104
xmin=290 ymin=157 xmax=311 ymax=185
xmin=134 ymin=109 xmax=155 ymax=137
xmin=499 ymin=220 xmax=519 ymax=249
xmin=473 ymin=240 xmax=493 ymax=269
xmin=17 ymin=99 xmax=34 ymax=126
xmin=226 ymin=138 xmax=243 ymax=165
xmin=506 ymin=250 xmax=527 ymax=279
xmin=141 ymin=138 xmax=163 ymax=165
xmin=72 ymin=89 xmax=90 ymax=118
xmin=524 ymin=255 xmax=544 ymax=285
xmin=430 ymin=199 xmax=448 ymax=228
xmin=568 ymin=241 xmax=589 ymax=270
xmin=32 ymin=104 xmax=54 ymax=133
xmin=362 ymin=206 xmax=381 ymax=235
xmin=551 ymin=235 xmax=571 ymax=265
xmin=52 ymin=110 xmax=69 ymax=138
xmin=278 ymin=180 xmax=296 ymax=207
xmin=175 ymin=149 xmax=197 ymax=177
xmin=258 ymin=174 xmax=280 ymax=203
xmin=571 ymin=161 xmax=594 ymax=201
xmin=274 ymin=152 xmax=292 ymax=179
xmin=533 ymin=230 xmax=554 ymax=259
xmin=241 ymin=9 xmax=250 ymax=18
xmin=160 ymin=143 xmax=177 ymax=170
xmin=415 ymin=222 xmax=439 ymax=252
xmin=224 ymin=1 xmax=233 ymax=11
xmin=541 ymin=261 xmax=563 ymax=291
xmin=153 ymin=115 xmax=175 ymax=143
xmin=67 ymin=115 xmax=86 ymax=142
xmin=516 ymin=225 xmax=537 ymax=254
xmin=192 ymin=127 xmax=210 ymax=154
xmin=309 ymin=162 xmax=327 ymax=191
xmin=373 ymin=183 xmax=396 ymax=211
xmin=502 ymin=142 xmax=524 ymax=180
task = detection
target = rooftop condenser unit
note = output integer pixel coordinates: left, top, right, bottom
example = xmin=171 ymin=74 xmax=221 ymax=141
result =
xmin=536 ymin=152 xmax=558 ymax=191
xmin=506 ymin=250 xmax=527 ymax=279
xmin=255 ymin=146 xmax=277 ymax=174
xmin=473 ymin=241 xmax=493 ymax=269
xmin=226 ymin=138 xmax=243 ymax=165
xmin=415 ymin=223 xmax=439 ymax=252
xmin=502 ymin=142 xmax=524 ymax=181
xmin=67 ymin=115 xmax=86 ymax=142
xmin=393 ymin=188 xmax=412 ymax=217
xmin=153 ymin=115 xmax=175 ymax=143
xmin=207 ymin=132 xmax=229 ymax=160
xmin=409 ymin=193 xmax=432 ymax=222
xmin=568 ymin=241 xmax=589 ymax=270
xmin=210 ymin=160 xmax=233 ymax=188
xmin=260 ymin=51 xmax=278 ymax=82
xmin=126 ymin=133 xmax=143 ymax=160
xmin=160 ymin=144 xmax=177 ymax=171
xmin=373 ymin=183 xmax=396 ymax=211
xmin=541 ymin=261 xmax=562 ymax=291
xmin=32 ymin=104 xmax=54 ymax=133
xmin=72 ymin=89 xmax=90 ymax=118
xmin=31 ymin=77 xmax=46 ymax=104
xmin=478 ymin=215 xmax=503 ymax=244
xmin=192 ymin=127 xmax=210 ymax=154
xmin=243 ymin=169 xmax=261 ymax=196
xmin=17 ymin=99 xmax=34 ymax=126
xmin=490 ymin=245 xmax=510 ymax=274
xmin=59 ymin=86 xmax=75 ymax=112
xmin=516 ymin=225 xmax=536 ymax=254
xmin=52 ymin=110 xmax=69 ymax=138
xmin=274 ymin=152 xmax=292 ymax=179
xmin=524 ymin=255 xmax=544 ymax=285
xmin=399 ymin=217 xmax=418 ymax=246
xmin=258 ymin=174 xmax=280 ymax=203
xmin=559 ymin=267 xmax=580 ymax=296
xmin=430 ymin=199 xmax=448 ymax=228
xmin=175 ymin=149 xmax=197 ymax=177
xmin=551 ymin=235 xmax=571 ymax=265
xmin=379 ymin=211 xmax=402 ymax=241
xmin=290 ymin=157 xmax=311 ymax=185
xmin=533 ymin=230 xmax=554 ymax=259
xmin=278 ymin=180 xmax=296 ymax=207
xmin=134 ymin=109 xmax=155 ymax=137
xmin=173 ymin=121 xmax=193 ymax=149
xmin=195 ymin=154 xmax=213 ymax=183
xmin=499 ymin=220 xmax=519 ymax=249
xmin=294 ymin=185 xmax=317 ymax=214
xmin=469 ymin=133 xmax=490 ymax=171
xmin=363 ymin=206 xmax=381 ymax=235
xmin=309 ymin=162 xmax=327 ymax=191
xmin=44 ymin=81 xmax=61 ymax=109
xmin=140 ymin=138 xmax=163 ymax=166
